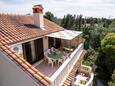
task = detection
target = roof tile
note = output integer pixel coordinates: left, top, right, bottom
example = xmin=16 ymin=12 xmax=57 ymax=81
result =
xmin=0 ymin=14 xmax=64 ymax=46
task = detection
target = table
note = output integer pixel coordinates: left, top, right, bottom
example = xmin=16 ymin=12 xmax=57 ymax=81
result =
xmin=48 ymin=51 xmax=64 ymax=62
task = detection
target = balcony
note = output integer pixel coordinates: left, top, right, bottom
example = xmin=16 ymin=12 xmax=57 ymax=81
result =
xmin=33 ymin=43 xmax=84 ymax=86
xmin=73 ymin=65 xmax=94 ymax=86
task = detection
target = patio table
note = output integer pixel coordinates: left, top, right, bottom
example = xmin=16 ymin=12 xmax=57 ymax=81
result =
xmin=48 ymin=51 xmax=64 ymax=62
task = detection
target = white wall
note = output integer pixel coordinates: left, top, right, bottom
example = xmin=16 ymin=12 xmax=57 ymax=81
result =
xmin=0 ymin=51 xmax=42 ymax=86
xmin=10 ymin=44 xmax=23 ymax=55
xmin=10 ymin=37 xmax=48 ymax=54
xmin=33 ymin=13 xmax=45 ymax=30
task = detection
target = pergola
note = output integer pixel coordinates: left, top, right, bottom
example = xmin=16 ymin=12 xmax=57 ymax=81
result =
xmin=46 ymin=29 xmax=82 ymax=50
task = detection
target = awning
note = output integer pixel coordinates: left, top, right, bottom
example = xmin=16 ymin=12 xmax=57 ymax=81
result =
xmin=46 ymin=29 xmax=82 ymax=40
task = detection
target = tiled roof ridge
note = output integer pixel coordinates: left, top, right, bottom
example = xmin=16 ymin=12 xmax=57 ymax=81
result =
xmin=0 ymin=13 xmax=30 ymax=17
xmin=0 ymin=45 xmax=50 ymax=86
xmin=0 ymin=13 xmax=63 ymax=30
xmin=0 ymin=13 xmax=63 ymax=29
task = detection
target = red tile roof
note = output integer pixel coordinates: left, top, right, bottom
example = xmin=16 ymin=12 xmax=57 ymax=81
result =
xmin=0 ymin=14 xmax=64 ymax=45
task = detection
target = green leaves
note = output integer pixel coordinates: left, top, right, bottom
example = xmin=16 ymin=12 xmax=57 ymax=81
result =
xmin=44 ymin=11 xmax=61 ymax=25
xmin=101 ymin=33 xmax=115 ymax=59
xmin=44 ymin=11 xmax=54 ymax=21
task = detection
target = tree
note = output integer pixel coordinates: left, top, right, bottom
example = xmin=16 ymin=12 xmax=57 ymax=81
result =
xmin=101 ymin=33 xmax=115 ymax=60
xmin=44 ymin=11 xmax=61 ymax=25
xmin=75 ymin=14 xmax=82 ymax=31
xmin=44 ymin=11 xmax=54 ymax=21
xmin=61 ymin=14 xmax=76 ymax=30
xmin=101 ymin=33 xmax=115 ymax=72
xmin=108 ymin=70 xmax=115 ymax=86
xmin=109 ymin=19 xmax=115 ymax=28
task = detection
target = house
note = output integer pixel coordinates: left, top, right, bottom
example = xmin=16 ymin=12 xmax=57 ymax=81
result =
xmin=0 ymin=5 xmax=93 ymax=86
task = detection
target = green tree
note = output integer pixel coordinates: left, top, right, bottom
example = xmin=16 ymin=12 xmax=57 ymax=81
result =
xmin=101 ymin=33 xmax=115 ymax=60
xmin=76 ymin=14 xmax=82 ymax=30
xmin=44 ymin=11 xmax=61 ymax=25
xmin=101 ymin=33 xmax=115 ymax=74
xmin=109 ymin=19 xmax=115 ymax=28
xmin=108 ymin=70 xmax=115 ymax=86
xmin=61 ymin=14 xmax=76 ymax=30
xmin=44 ymin=11 xmax=54 ymax=21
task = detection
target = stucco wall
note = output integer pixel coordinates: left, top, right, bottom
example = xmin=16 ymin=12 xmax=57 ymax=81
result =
xmin=10 ymin=37 xmax=48 ymax=55
xmin=33 ymin=13 xmax=44 ymax=30
xmin=10 ymin=44 xmax=23 ymax=56
xmin=61 ymin=34 xmax=83 ymax=49
xmin=0 ymin=51 xmax=42 ymax=86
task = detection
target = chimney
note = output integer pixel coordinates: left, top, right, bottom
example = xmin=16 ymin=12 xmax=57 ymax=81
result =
xmin=32 ymin=5 xmax=45 ymax=30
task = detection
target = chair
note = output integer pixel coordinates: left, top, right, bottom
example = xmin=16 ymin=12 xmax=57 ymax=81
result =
xmin=47 ymin=49 xmax=51 ymax=54
xmin=51 ymin=47 xmax=55 ymax=53
xmin=44 ymin=52 xmax=48 ymax=62
xmin=63 ymin=53 xmax=69 ymax=61
xmin=44 ymin=53 xmax=54 ymax=68
xmin=58 ymin=58 xmax=63 ymax=66
xmin=46 ymin=56 xmax=54 ymax=68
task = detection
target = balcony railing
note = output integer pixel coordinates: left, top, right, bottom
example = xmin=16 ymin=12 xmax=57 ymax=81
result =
xmin=79 ymin=65 xmax=94 ymax=86
xmin=49 ymin=43 xmax=84 ymax=86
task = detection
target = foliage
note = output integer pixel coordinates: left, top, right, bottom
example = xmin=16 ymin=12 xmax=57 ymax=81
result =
xmin=108 ymin=70 xmax=115 ymax=86
xmin=61 ymin=14 xmax=82 ymax=30
xmin=44 ymin=11 xmax=54 ymax=21
xmin=101 ymin=33 xmax=115 ymax=60
xmin=109 ymin=19 xmax=115 ymax=28
xmin=95 ymin=33 xmax=115 ymax=84
xmin=95 ymin=49 xmax=111 ymax=81
xmin=44 ymin=11 xmax=61 ymax=25
xmin=100 ymin=33 xmax=115 ymax=81
xmin=83 ymin=48 xmax=98 ymax=66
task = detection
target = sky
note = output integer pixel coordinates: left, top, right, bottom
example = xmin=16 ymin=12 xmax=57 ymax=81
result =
xmin=0 ymin=0 xmax=115 ymax=18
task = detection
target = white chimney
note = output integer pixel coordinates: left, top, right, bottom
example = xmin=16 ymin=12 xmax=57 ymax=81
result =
xmin=32 ymin=5 xmax=45 ymax=30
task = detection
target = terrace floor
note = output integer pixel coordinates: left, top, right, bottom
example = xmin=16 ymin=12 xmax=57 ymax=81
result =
xmin=33 ymin=50 xmax=71 ymax=77
xmin=34 ymin=60 xmax=62 ymax=77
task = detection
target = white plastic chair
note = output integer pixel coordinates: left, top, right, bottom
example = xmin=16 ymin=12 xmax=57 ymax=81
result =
xmin=51 ymin=47 xmax=55 ymax=53
xmin=44 ymin=52 xmax=48 ymax=62
xmin=44 ymin=53 xmax=54 ymax=68
xmin=58 ymin=58 xmax=63 ymax=66
xmin=46 ymin=55 xmax=54 ymax=68
xmin=64 ymin=53 xmax=70 ymax=60
xmin=47 ymin=49 xmax=51 ymax=54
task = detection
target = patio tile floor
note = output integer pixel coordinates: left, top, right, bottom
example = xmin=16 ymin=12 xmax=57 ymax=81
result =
xmin=35 ymin=60 xmax=61 ymax=77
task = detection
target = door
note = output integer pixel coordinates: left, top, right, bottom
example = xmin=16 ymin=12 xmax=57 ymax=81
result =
xmin=34 ymin=38 xmax=44 ymax=61
xmin=48 ymin=37 xmax=61 ymax=49
xmin=55 ymin=38 xmax=61 ymax=48
xmin=22 ymin=42 xmax=33 ymax=64
xmin=48 ymin=37 xmax=54 ymax=48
